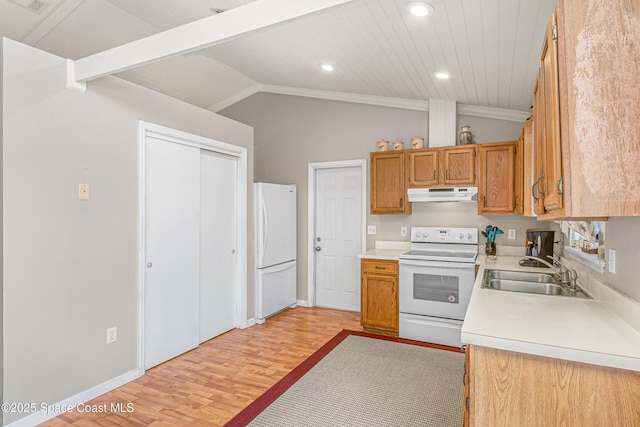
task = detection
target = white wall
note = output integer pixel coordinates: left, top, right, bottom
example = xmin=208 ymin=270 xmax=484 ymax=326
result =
xmin=220 ymin=92 xmax=544 ymax=301
xmin=2 ymin=38 xmax=254 ymax=424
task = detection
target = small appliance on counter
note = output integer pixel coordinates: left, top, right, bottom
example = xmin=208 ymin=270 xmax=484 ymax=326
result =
xmin=519 ymin=229 xmax=555 ymax=267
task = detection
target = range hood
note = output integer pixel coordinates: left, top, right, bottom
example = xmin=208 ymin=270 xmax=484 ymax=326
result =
xmin=407 ymin=187 xmax=478 ymax=202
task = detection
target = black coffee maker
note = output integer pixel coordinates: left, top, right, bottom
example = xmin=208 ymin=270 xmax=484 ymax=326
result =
xmin=520 ymin=229 xmax=555 ymax=267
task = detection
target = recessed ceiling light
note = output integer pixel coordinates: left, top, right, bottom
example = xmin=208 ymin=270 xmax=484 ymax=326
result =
xmin=435 ymin=72 xmax=450 ymax=80
xmin=408 ymin=2 xmax=435 ymax=17
xmin=321 ymin=64 xmax=335 ymax=72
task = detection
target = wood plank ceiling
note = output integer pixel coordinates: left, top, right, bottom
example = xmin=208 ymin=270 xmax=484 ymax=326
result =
xmin=0 ymin=0 xmax=556 ymax=114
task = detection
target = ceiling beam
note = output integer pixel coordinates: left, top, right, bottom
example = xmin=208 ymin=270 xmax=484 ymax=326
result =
xmin=66 ymin=0 xmax=359 ymax=91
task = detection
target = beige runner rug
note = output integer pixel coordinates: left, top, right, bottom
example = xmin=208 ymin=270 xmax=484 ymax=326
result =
xmin=226 ymin=330 xmax=464 ymax=427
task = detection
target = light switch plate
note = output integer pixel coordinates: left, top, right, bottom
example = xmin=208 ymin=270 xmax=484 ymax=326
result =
xmin=367 ymin=225 xmax=377 ymax=235
xmin=508 ymin=229 xmax=516 ymax=240
xmin=608 ymin=248 xmax=616 ymax=274
xmin=401 ymin=227 xmax=407 ymax=237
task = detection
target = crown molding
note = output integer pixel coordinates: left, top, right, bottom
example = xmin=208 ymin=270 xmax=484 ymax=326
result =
xmin=209 ymin=84 xmax=262 ymax=112
xmin=213 ymin=84 xmax=529 ymax=122
xmin=457 ymin=104 xmax=530 ymax=122
xmin=261 ymin=85 xmax=430 ymax=111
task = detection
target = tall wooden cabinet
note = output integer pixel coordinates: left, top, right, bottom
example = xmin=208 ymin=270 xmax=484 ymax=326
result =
xmin=370 ymin=151 xmax=411 ymax=214
xmin=532 ymin=0 xmax=640 ymax=218
xmin=360 ymin=259 xmax=398 ymax=334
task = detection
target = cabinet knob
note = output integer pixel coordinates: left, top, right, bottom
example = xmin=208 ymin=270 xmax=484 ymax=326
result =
xmin=146 ymin=262 xmax=153 ymax=268
xmin=315 ymin=246 xmax=322 ymax=252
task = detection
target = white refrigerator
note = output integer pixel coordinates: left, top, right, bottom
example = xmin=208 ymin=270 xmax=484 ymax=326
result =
xmin=255 ymin=183 xmax=297 ymax=324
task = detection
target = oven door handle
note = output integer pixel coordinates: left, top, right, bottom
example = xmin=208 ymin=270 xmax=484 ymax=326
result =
xmin=399 ymin=259 xmax=476 ymax=270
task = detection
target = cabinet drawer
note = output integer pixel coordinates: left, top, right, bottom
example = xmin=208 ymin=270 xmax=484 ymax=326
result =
xmin=361 ymin=259 xmax=398 ymax=274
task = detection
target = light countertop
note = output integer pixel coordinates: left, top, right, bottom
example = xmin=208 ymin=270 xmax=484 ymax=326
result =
xmin=358 ymin=241 xmax=410 ymax=261
xmin=462 ymin=256 xmax=640 ymax=371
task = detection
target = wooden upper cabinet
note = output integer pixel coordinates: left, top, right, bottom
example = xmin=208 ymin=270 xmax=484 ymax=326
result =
xmin=532 ymin=71 xmax=547 ymax=216
xmin=370 ymin=151 xmax=411 ymax=214
xmin=478 ymin=142 xmax=517 ymax=214
xmin=520 ymin=119 xmax=533 ymax=216
xmin=407 ymin=150 xmax=439 ymax=187
xmin=532 ymin=0 xmax=640 ymax=218
xmin=407 ymin=146 xmax=476 ymax=188
xmin=443 ymin=146 xmax=476 ymax=186
xmin=539 ymin=13 xmax=563 ymax=213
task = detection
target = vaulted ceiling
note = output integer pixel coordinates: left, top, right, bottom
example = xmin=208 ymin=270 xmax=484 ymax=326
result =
xmin=0 ymin=0 xmax=556 ymax=115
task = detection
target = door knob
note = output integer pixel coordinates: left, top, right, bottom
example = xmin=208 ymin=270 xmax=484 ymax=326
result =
xmin=146 ymin=262 xmax=153 ymax=268
xmin=315 ymin=246 xmax=322 ymax=251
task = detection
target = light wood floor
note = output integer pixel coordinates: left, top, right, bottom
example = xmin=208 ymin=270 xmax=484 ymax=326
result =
xmin=42 ymin=307 xmax=361 ymax=426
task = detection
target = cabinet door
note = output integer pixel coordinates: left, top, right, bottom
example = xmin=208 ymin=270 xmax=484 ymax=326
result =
xmin=521 ymin=119 xmax=533 ymax=216
xmin=478 ymin=142 xmax=516 ymax=214
xmin=540 ymin=13 xmax=563 ymax=212
xmin=443 ymin=146 xmax=476 ymax=186
xmin=370 ymin=152 xmax=410 ymax=214
xmin=515 ymin=132 xmax=525 ymax=216
xmin=532 ymin=74 xmax=546 ymax=216
xmin=408 ymin=149 xmax=439 ymax=187
xmin=361 ymin=273 xmax=398 ymax=332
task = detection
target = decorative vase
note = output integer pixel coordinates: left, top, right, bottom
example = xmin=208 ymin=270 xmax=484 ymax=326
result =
xmin=485 ymin=241 xmax=497 ymax=260
xmin=459 ymin=126 xmax=473 ymax=145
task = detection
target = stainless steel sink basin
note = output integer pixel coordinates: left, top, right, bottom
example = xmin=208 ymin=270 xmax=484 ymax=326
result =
xmin=481 ymin=269 xmax=592 ymax=298
xmin=485 ymin=269 xmax=556 ymax=283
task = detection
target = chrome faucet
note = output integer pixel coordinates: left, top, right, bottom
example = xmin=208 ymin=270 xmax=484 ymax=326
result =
xmin=524 ymin=255 xmax=578 ymax=290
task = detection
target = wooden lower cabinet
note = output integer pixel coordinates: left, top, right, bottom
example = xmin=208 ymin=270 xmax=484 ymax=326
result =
xmin=467 ymin=345 xmax=640 ymax=426
xmin=360 ymin=259 xmax=398 ymax=334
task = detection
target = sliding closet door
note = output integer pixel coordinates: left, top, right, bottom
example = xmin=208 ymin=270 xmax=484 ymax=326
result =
xmin=199 ymin=150 xmax=237 ymax=343
xmin=144 ymin=138 xmax=200 ymax=369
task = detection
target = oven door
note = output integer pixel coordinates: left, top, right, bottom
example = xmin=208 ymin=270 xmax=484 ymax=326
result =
xmin=399 ymin=259 xmax=475 ymax=320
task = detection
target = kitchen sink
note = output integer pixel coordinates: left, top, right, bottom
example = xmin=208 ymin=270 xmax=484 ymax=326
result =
xmin=485 ymin=269 xmax=557 ymax=283
xmin=481 ymin=269 xmax=592 ymax=299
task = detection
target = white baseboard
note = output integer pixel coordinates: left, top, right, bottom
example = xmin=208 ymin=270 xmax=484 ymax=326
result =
xmin=241 ymin=318 xmax=256 ymax=328
xmin=296 ymin=299 xmax=311 ymax=307
xmin=6 ymin=368 xmax=142 ymax=427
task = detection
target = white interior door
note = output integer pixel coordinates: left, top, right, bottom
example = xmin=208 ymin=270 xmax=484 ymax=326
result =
xmin=199 ymin=150 xmax=237 ymax=343
xmin=144 ymin=137 xmax=200 ymax=369
xmin=315 ymin=167 xmax=362 ymax=311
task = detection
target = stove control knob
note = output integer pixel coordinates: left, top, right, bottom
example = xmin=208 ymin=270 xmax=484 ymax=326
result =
xmin=416 ymin=231 xmax=422 ymax=238
xmin=458 ymin=233 xmax=464 ymax=239
xmin=466 ymin=233 xmax=473 ymax=240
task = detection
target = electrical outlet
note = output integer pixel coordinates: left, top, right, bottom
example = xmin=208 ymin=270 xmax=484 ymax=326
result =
xmin=401 ymin=227 xmax=407 ymax=237
xmin=608 ymin=249 xmax=616 ymax=274
xmin=367 ymin=225 xmax=377 ymax=235
xmin=107 ymin=327 xmax=117 ymax=344
xmin=79 ymin=183 xmax=90 ymax=200
xmin=508 ymin=229 xmax=516 ymax=240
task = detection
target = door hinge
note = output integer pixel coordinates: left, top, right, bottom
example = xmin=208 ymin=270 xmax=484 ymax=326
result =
xmin=466 ymin=397 xmax=470 ymax=411
xmin=552 ymin=23 xmax=558 ymax=41
xmin=558 ymin=177 xmax=563 ymax=194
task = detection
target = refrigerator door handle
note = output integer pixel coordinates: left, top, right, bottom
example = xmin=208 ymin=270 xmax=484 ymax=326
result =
xmin=260 ymin=196 xmax=268 ymax=261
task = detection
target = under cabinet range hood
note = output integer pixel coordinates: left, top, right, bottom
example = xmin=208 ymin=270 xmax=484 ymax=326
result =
xmin=407 ymin=187 xmax=478 ymax=202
